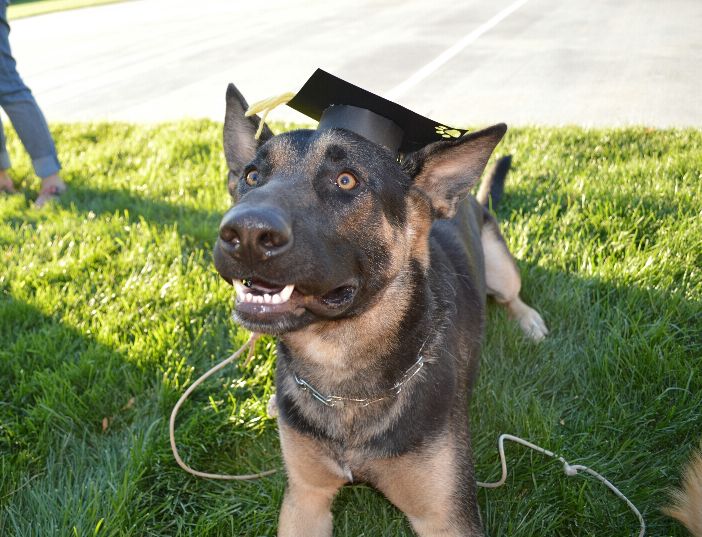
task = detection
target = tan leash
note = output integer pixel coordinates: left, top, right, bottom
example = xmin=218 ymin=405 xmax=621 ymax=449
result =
xmin=168 ymin=332 xmax=276 ymax=480
xmin=477 ymin=434 xmax=645 ymax=537
xmin=169 ymin=336 xmax=645 ymax=535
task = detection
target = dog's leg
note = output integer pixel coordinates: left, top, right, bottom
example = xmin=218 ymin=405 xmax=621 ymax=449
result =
xmin=481 ymin=213 xmax=548 ymax=341
xmin=277 ymin=422 xmax=346 ymax=537
xmin=368 ymin=433 xmax=483 ymax=537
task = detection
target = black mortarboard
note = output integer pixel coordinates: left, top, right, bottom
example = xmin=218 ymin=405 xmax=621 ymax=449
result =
xmin=286 ymin=69 xmax=469 ymax=156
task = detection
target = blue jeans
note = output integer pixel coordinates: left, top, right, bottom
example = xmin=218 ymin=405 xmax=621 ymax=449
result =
xmin=0 ymin=1 xmax=61 ymax=178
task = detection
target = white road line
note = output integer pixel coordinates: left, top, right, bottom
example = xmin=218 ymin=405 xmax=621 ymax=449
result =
xmin=384 ymin=0 xmax=531 ymax=101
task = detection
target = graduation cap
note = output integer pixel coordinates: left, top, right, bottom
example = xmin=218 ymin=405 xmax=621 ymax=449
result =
xmin=285 ymin=69 xmax=469 ymax=156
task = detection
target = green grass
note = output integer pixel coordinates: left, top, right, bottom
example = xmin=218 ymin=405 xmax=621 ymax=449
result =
xmin=0 ymin=120 xmax=700 ymax=536
xmin=7 ymin=0 xmax=126 ymax=20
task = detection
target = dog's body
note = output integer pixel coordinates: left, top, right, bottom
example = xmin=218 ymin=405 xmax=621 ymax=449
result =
xmin=214 ymin=84 xmax=547 ymax=536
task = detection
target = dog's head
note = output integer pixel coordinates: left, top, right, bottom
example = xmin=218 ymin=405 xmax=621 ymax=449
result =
xmin=214 ymin=83 xmax=506 ymax=335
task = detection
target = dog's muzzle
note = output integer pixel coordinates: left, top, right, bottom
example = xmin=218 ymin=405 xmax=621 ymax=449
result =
xmin=217 ymin=204 xmax=293 ymax=265
xmin=213 ymin=200 xmax=359 ymax=332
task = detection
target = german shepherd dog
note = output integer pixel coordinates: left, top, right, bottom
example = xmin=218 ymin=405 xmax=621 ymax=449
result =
xmin=214 ymin=84 xmax=548 ymax=536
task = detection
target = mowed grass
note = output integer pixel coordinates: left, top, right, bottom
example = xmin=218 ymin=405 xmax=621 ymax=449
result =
xmin=7 ymin=0 xmax=125 ymax=20
xmin=0 ymin=120 xmax=700 ymax=536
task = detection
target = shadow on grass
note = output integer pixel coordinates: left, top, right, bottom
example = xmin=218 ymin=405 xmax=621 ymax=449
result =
xmin=0 ymin=289 xmax=283 ymax=534
xmin=473 ymin=259 xmax=701 ymax=537
xmin=0 ymin=294 xmax=143 ymax=490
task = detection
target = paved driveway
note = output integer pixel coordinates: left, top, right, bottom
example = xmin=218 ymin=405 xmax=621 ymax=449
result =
xmin=9 ymin=0 xmax=702 ymax=127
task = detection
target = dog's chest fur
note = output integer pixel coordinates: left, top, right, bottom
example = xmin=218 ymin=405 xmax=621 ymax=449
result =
xmin=274 ymin=202 xmax=486 ymax=473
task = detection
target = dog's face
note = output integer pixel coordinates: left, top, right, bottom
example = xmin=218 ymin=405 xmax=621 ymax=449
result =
xmin=215 ymin=127 xmax=413 ymax=335
xmin=214 ymin=83 xmax=506 ymax=335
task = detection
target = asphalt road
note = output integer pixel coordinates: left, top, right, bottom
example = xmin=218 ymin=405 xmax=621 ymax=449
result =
xmin=9 ymin=0 xmax=702 ymax=127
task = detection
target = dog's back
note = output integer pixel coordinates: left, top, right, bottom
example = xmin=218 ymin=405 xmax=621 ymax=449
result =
xmin=665 ymin=448 xmax=702 ymax=536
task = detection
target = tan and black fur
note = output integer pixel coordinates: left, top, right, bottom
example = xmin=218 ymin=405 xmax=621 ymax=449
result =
xmin=664 ymin=446 xmax=702 ymax=537
xmin=214 ymin=83 xmax=547 ymax=536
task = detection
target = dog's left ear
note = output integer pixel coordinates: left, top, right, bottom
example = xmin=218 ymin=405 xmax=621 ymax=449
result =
xmin=408 ymin=123 xmax=507 ymax=219
xmin=223 ymin=83 xmax=274 ymax=178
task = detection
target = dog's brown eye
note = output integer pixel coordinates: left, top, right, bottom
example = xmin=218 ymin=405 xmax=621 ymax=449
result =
xmin=335 ymin=172 xmax=358 ymax=191
xmin=245 ymin=169 xmax=259 ymax=186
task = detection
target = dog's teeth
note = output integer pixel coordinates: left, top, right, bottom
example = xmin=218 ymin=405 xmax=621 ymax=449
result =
xmin=237 ymin=285 xmax=294 ymax=305
xmin=280 ymin=284 xmax=295 ymax=302
xmin=233 ymin=280 xmax=248 ymax=301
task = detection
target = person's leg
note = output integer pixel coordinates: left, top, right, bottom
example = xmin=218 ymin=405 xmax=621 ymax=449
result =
xmin=0 ymin=4 xmax=64 ymax=204
xmin=0 ymin=3 xmax=16 ymax=194
xmin=0 ymin=114 xmax=17 ymax=193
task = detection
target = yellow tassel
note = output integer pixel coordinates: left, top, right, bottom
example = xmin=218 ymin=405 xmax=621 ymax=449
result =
xmin=245 ymin=91 xmax=296 ymax=140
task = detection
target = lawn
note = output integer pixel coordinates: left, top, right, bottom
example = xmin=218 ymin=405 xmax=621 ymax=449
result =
xmin=0 ymin=120 xmax=700 ymax=536
xmin=7 ymin=0 xmax=125 ymax=20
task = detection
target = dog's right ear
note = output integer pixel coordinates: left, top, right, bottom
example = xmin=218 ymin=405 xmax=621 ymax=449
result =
xmin=223 ymin=83 xmax=274 ymax=178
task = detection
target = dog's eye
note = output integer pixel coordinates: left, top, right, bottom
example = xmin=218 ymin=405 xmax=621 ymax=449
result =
xmin=245 ymin=169 xmax=259 ymax=186
xmin=335 ymin=172 xmax=358 ymax=191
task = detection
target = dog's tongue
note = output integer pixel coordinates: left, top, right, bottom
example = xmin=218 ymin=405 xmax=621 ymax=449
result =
xmin=250 ymin=279 xmax=283 ymax=293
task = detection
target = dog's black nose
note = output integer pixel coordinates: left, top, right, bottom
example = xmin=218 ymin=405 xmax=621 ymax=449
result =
xmin=218 ymin=205 xmax=293 ymax=262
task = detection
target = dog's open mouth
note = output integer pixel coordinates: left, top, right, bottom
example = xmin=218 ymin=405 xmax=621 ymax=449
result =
xmin=232 ymin=277 xmax=357 ymax=323
xmin=233 ymin=279 xmax=296 ymax=306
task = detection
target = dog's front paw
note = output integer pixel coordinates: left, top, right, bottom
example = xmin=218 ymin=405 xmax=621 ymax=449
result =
xmin=518 ymin=306 xmax=548 ymax=342
xmin=508 ymin=298 xmax=548 ymax=342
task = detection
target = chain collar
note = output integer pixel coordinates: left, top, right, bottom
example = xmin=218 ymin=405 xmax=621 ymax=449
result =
xmin=293 ymin=344 xmax=427 ymax=408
